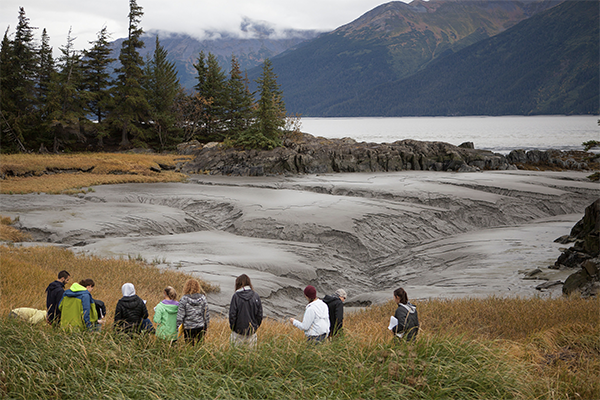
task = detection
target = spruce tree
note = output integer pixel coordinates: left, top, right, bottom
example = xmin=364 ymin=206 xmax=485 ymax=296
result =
xmin=237 ymin=58 xmax=285 ymax=150
xmin=111 ymin=0 xmax=148 ymax=147
xmin=226 ymin=55 xmax=254 ymax=141
xmin=1 ymin=8 xmax=38 ymax=150
xmin=143 ymin=35 xmax=182 ymax=149
xmin=195 ymin=52 xmax=227 ymax=141
xmin=36 ymin=28 xmax=56 ymax=150
xmin=0 ymin=28 xmax=20 ymax=152
xmin=82 ymin=26 xmax=115 ymax=146
xmin=47 ymin=28 xmax=86 ymax=152
xmin=37 ymin=28 xmax=54 ymax=111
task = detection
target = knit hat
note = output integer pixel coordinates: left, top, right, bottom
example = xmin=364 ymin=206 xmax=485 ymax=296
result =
xmin=335 ymin=289 xmax=347 ymax=299
xmin=303 ymin=285 xmax=317 ymax=300
xmin=122 ymin=283 xmax=136 ymax=297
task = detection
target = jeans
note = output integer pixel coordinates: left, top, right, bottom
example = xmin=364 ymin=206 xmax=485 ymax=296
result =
xmin=307 ymin=333 xmax=327 ymax=344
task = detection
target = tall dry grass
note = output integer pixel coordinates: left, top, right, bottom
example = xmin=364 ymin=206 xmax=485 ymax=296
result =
xmin=0 ymin=153 xmax=192 ymax=194
xmin=0 ymin=215 xmax=32 ymax=242
xmin=1 ymin=244 xmax=598 ymax=399
xmin=0 ymin=245 xmax=218 ymax=320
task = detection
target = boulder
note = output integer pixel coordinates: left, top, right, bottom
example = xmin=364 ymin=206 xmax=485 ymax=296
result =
xmin=555 ymin=199 xmax=600 ymax=297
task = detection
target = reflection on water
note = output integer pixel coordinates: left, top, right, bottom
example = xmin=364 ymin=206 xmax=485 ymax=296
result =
xmin=301 ymin=115 xmax=599 ymax=154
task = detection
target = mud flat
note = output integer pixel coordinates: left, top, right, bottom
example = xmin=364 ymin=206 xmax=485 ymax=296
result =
xmin=2 ymin=170 xmax=598 ymax=318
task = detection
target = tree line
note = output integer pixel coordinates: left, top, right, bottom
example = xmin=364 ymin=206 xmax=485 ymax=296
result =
xmin=1 ymin=1 xmax=294 ymax=154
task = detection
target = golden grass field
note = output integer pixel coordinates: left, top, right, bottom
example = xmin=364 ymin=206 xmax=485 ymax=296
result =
xmin=0 ymin=153 xmax=193 ymax=194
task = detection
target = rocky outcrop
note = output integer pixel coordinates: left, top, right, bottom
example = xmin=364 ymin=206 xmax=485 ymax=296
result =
xmin=507 ymin=149 xmax=600 ymax=171
xmin=554 ymin=199 xmax=600 ymax=297
xmin=182 ymin=133 xmax=515 ymax=175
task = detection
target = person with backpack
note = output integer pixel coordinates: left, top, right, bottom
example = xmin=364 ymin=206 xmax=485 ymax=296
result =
xmin=229 ymin=274 xmax=263 ymax=348
xmin=322 ymin=288 xmax=347 ymax=338
xmin=389 ymin=287 xmax=419 ymax=341
xmin=59 ymin=278 xmax=98 ymax=331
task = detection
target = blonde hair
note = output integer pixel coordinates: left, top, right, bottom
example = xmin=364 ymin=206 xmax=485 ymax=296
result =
xmin=164 ymin=286 xmax=177 ymax=300
xmin=182 ymin=279 xmax=204 ymax=295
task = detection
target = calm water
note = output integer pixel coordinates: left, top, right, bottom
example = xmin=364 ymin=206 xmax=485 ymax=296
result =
xmin=300 ymin=115 xmax=599 ymax=154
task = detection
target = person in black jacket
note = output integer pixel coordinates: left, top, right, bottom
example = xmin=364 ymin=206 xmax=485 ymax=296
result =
xmin=323 ymin=288 xmax=347 ymax=338
xmin=114 ymin=283 xmax=149 ymax=334
xmin=390 ymin=287 xmax=419 ymax=341
xmin=229 ymin=274 xmax=262 ymax=348
xmin=45 ymin=270 xmax=70 ymax=326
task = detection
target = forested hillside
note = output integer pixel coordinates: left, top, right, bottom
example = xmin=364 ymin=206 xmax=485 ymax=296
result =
xmin=331 ymin=0 xmax=599 ymax=116
xmin=248 ymin=0 xmax=563 ymax=115
xmin=110 ymin=30 xmax=319 ymax=90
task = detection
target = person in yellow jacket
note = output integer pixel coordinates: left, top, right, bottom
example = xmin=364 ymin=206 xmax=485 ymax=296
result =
xmin=9 ymin=308 xmax=47 ymax=324
xmin=59 ymin=279 xmax=99 ymax=331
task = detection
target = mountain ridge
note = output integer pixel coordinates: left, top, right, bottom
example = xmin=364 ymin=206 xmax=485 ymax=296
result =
xmin=330 ymin=0 xmax=599 ymax=116
xmin=248 ymin=0 xmax=564 ymax=115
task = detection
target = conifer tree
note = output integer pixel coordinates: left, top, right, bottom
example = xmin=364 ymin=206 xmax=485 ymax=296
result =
xmin=37 ymin=28 xmax=54 ymax=110
xmin=143 ymin=35 xmax=182 ymax=149
xmin=36 ymin=28 xmax=56 ymax=150
xmin=0 ymin=28 xmax=21 ymax=152
xmin=47 ymin=28 xmax=86 ymax=152
xmin=1 ymin=8 xmax=38 ymax=150
xmin=236 ymin=58 xmax=285 ymax=150
xmin=195 ymin=52 xmax=227 ymax=141
xmin=82 ymin=26 xmax=115 ymax=146
xmin=226 ymin=55 xmax=254 ymax=141
xmin=111 ymin=0 xmax=148 ymax=147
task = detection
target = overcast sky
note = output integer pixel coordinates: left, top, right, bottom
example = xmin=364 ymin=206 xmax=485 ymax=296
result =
xmin=2 ymin=0 xmax=411 ymax=52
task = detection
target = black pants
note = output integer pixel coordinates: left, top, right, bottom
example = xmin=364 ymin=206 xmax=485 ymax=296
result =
xmin=184 ymin=326 xmax=206 ymax=345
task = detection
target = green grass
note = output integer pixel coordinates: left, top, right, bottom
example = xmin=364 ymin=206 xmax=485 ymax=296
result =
xmin=1 ymin=319 xmax=528 ymax=400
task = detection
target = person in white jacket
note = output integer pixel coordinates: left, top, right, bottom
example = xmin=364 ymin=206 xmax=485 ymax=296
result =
xmin=289 ymin=285 xmax=330 ymax=343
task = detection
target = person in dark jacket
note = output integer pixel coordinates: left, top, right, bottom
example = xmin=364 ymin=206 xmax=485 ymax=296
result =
xmin=114 ymin=283 xmax=149 ymax=334
xmin=390 ymin=287 xmax=419 ymax=341
xmin=45 ymin=270 xmax=70 ymax=326
xmin=229 ymin=274 xmax=263 ymax=348
xmin=177 ymin=279 xmax=210 ymax=345
xmin=322 ymin=288 xmax=346 ymax=338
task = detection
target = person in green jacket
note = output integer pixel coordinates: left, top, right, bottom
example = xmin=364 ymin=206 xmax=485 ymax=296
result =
xmin=153 ymin=286 xmax=179 ymax=341
xmin=59 ymin=279 xmax=99 ymax=331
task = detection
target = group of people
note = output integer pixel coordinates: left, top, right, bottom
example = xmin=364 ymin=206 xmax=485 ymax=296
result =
xmin=40 ymin=270 xmax=420 ymax=345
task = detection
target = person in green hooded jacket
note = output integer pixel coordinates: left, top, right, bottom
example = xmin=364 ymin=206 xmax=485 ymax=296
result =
xmin=59 ymin=279 xmax=99 ymax=331
xmin=153 ymin=286 xmax=179 ymax=341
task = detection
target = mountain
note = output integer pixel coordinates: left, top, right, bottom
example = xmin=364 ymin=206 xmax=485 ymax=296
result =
xmin=332 ymin=0 xmax=599 ymax=116
xmin=110 ymin=29 xmax=320 ymax=90
xmin=245 ymin=0 xmax=564 ymax=116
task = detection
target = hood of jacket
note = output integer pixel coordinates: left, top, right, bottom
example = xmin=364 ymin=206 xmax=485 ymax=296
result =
xmin=235 ymin=288 xmax=256 ymax=301
xmin=119 ymin=294 xmax=144 ymax=309
xmin=400 ymin=302 xmax=417 ymax=314
xmin=46 ymin=280 xmax=64 ymax=293
xmin=158 ymin=300 xmax=179 ymax=315
xmin=185 ymin=293 xmax=206 ymax=306
xmin=307 ymin=299 xmax=329 ymax=319
xmin=63 ymin=282 xmax=90 ymax=300
xmin=322 ymin=294 xmax=341 ymax=305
